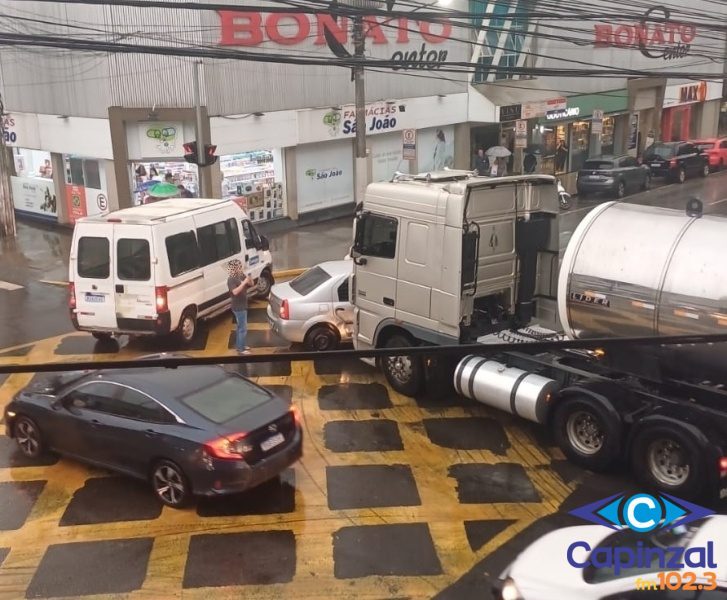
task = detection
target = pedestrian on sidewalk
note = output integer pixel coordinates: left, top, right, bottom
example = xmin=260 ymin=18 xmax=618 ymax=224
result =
xmin=227 ymin=259 xmax=255 ymax=355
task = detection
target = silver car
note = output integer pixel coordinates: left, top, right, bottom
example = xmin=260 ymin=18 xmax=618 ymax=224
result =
xmin=267 ymin=260 xmax=354 ymax=351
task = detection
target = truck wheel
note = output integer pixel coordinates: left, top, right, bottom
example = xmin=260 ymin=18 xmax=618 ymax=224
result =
xmin=631 ymin=425 xmax=705 ymax=500
xmin=553 ymin=396 xmax=622 ymax=471
xmin=256 ymin=270 xmax=273 ymax=299
xmin=381 ymin=334 xmax=424 ymax=397
xmin=176 ymin=310 xmax=197 ymax=345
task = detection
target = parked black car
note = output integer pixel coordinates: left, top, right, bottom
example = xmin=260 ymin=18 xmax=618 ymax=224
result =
xmin=3 ymin=361 xmax=302 ymax=508
xmin=576 ymin=155 xmax=651 ymax=199
xmin=643 ymin=141 xmax=710 ymax=183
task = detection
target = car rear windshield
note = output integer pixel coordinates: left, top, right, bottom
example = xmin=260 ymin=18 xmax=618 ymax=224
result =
xmin=180 ymin=376 xmax=271 ymax=423
xmin=77 ymin=236 xmax=110 ymax=279
xmin=644 ymin=144 xmax=676 ymax=159
xmin=289 ymin=266 xmax=331 ymax=296
xmin=583 ymin=160 xmax=614 ymax=170
xmin=696 ymin=143 xmax=714 ymax=150
xmin=117 ymin=238 xmax=151 ymax=281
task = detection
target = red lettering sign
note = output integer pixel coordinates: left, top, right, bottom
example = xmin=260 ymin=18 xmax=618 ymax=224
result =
xmin=218 ymin=10 xmax=450 ymax=46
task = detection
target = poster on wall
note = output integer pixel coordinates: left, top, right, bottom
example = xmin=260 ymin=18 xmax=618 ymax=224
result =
xmin=11 ymin=176 xmax=57 ymax=220
xmin=65 ymin=184 xmax=88 ymax=224
xmin=296 ymin=140 xmax=354 ymax=214
xmin=371 ymin=133 xmax=410 ymax=182
xmin=137 ymin=121 xmax=183 ymax=157
xmin=417 ymin=126 xmax=455 ymax=172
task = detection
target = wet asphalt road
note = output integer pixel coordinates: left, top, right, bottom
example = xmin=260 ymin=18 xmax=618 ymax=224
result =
xmin=0 ymin=171 xmax=725 ymax=350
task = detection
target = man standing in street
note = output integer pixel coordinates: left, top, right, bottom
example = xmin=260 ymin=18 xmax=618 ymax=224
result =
xmin=473 ymin=148 xmax=489 ymax=175
xmin=227 ymin=259 xmax=255 ymax=355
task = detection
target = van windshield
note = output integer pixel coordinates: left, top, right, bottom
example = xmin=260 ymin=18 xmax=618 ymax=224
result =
xmin=290 ymin=266 xmax=331 ymax=296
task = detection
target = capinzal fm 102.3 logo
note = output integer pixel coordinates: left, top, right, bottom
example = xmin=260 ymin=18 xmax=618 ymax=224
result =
xmin=567 ymin=493 xmax=716 ymax=578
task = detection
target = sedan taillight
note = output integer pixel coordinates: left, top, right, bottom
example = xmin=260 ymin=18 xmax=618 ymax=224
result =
xmin=669 ymin=158 xmax=678 ymax=167
xmin=280 ymin=299 xmax=290 ymax=320
xmin=203 ymin=433 xmax=252 ymax=459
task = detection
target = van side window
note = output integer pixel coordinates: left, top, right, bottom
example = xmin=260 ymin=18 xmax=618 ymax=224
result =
xmin=197 ymin=218 xmax=241 ymax=266
xmin=77 ymin=237 xmax=110 ymax=279
xmin=166 ymin=231 xmax=199 ymax=277
xmin=358 ymin=214 xmax=398 ymax=259
xmin=117 ymin=239 xmax=151 ymax=281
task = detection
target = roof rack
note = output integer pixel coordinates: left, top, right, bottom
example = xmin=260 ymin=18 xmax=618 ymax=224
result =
xmin=391 ymin=168 xmax=477 ymax=183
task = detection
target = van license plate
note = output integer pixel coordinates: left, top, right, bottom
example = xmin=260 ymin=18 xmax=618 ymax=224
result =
xmin=85 ymin=293 xmax=105 ymax=303
xmin=260 ymin=433 xmax=285 ymax=452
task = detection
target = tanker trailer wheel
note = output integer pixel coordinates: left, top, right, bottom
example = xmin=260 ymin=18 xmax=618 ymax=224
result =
xmin=552 ymin=396 xmax=622 ymax=472
xmin=631 ymin=424 xmax=704 ymax=500
xmin=381 ymin=334 xmax=424 ymax=397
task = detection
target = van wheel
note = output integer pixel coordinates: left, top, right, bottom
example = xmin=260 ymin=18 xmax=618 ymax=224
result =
xmin=305 ymin=325 xmax=339 ymax=351
xmin=552 ymin=396 xmax=622 ymax=471
xmin=631 ymin=425 xmax=705 ymax=500
xmin=177 ymin=310 xmax=197 ymax=344
xmin=381 ymin=334 xmax=424 ymax=397
xmin=92 ymin=332 xmax=112 ymax=341
xmin=256 ymin=270 xmax=273 ymax=299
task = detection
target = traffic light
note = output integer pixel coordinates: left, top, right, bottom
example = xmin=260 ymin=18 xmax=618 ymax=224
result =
xmin=183 ymin=141 xmax=197 ymax=164
xmin=182 ymin=141 xmax=217 ymax=166
xmin=204 ymin=144 xmax=218 ymax=166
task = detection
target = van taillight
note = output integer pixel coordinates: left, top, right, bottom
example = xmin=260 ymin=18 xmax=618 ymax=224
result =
xmin=155 ymin=286 xmax=169 ymax=313
xmin=280 ymin=299 xmax=290 ymax=320
xmin=69 ymin=282 xmax=76 ymax=309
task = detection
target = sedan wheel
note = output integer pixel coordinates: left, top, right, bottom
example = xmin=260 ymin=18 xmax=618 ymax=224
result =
xmin=615 ymin=181 xmax=625 ymax=199
xmin=151 ymin=460 xmax=190 ymax=508
xmin=14 ymin=417 xmax=44 ymax=458
xmin=677 ymin=167 xmax=686 ymax=184
xmin=642 ymin=175 xmax=651 ymax=191
xmin=305 ymin=325 xmax=339 ymax=351
xmin=701 ymin=163 xmax=710 ymax=177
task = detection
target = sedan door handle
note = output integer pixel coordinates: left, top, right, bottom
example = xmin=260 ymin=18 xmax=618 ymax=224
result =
xmin=383 ymin=297 xmax=395 ymax=306
xmin=145 ymin=429 xmax=158 ymax=437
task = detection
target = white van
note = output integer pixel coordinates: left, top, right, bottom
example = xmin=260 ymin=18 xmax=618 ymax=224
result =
xmin=69 ymin=198 xmax=273 ymax=343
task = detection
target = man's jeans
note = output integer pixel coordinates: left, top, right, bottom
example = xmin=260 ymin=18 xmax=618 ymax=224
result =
xmin=232 ymin=309 xmax=248 ymax=351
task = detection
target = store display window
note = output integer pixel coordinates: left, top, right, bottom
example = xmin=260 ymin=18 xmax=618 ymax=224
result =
xmin=12 ymin=148 xmax=53 ymax=179
xmin=601 ymin=117 xmax=615 ymax=155
xmin=221 ymin=150 xmax=286 ymax=224
xmin=569 ymin=121 xmax=591 ymax=172
xmin=131 ymin=161 xmax=198 ymax=205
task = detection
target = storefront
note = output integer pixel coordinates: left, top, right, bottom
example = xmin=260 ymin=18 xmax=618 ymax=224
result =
xmin=529 ymin=91 xmax=629 ymax=176
xmin=10 ymin=148 xmax=57 ymax=222
xmin=220 ymin=150 xmax=285 ymax=223
xmin=64 ymin=154 xmax=111 ymax=223
xmin=661 ymin=80 xmax=723 ymax=142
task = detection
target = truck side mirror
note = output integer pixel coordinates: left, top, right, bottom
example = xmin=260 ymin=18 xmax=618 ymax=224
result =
xmin=351 ymin=212 xmax=368 ymax=258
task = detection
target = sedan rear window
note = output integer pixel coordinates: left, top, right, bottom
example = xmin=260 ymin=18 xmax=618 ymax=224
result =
xmin=290 ymin=266 xmax=331 ymax=296
xmin=180 ymin=377 xmax=271 ymax=423
xmin=644 ymin=144 xmax=676 ymax=159
xmin=583 ymin=161 xmax=613 ymax=170
xmin=77 ymin=237 xmax=110 ymax=279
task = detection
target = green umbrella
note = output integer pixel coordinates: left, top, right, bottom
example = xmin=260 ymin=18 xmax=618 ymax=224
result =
xmin=148 ymin=182 xmax=181 ymax=198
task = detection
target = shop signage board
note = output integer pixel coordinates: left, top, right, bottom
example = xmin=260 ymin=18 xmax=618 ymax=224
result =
xmin=522 ymin=98 xmax=567 ymax=119
xmin=402 ymin=129 xmax=416 ymax=160
xmin=499 ymin=104 xmax=522 ymax=122
xmin=1 ymin=113 xmax=41 ymax=149
xmin=137 ymin=121 xmax=183 ymax=157
xmin=591 ymin=109 xmax=604 ymax=134
xmin=546 ymin=107 xmax=581 ymax=121
xmin=65 ymin=184 xmax=88 ymax=224
xmin=514 ymin=120 xmax=527 ymax=149
xmin=10 ymin=176 xmax=57 ymax=220
xmin=663 ymin=80 xmax=719 ymax=107
xmin=321 ymin=102 xmax=406 ymax=139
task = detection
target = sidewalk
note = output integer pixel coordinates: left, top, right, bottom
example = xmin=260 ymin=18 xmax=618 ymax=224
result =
xmin=0 ymin=215 xmax=353 ymax=287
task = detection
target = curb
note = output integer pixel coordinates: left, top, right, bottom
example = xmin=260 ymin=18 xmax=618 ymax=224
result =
xmin=39 ymin=267 xmax=308 ymax=289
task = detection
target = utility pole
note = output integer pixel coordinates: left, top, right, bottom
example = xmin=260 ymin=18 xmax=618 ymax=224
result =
xmin=0 ymin=94 xmax=16 ymax=238
xmin=352 ymin=14 xmax=368 ymax=205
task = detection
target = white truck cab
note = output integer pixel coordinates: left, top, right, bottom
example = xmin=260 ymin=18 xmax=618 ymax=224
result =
xmin=69 ymin=198 xmax=273 ymax=344
xmin=349 ymin=170 xmax=559 ymax=394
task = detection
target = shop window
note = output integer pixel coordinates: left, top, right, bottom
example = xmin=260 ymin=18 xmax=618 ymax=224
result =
xmin=601 ymin=117 xmax=615 ymax=155
xmin=570 ymin=121 xmax=591 ymax=172
xmin=197 ymin=218 xmax=241 ymax=266
xmin=68 ymin=157 xmax=102 ymax=189
xmin=220 ymin=150 xmax=285 ymax=223
xmin=554 ymin=125 xmax=568 ymax=174
xmin=77 ymin=237 xmax=109 ymax=279
xmin=166 ymin=231 xmax=200 ymax=277
xmin=117 ymin=239 xmax=151 ymax=281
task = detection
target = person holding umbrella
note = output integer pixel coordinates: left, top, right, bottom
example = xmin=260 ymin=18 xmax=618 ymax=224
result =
xmin=486 ymin=145 xmax=512 ymax=177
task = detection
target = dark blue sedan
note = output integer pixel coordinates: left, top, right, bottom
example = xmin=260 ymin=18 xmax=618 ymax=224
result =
xmin=3 ymin=361 xmax=302 ymax=508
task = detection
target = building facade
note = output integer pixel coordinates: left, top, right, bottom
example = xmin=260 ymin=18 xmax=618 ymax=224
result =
xmin=1 ymin=0 xmax=725 ymax=224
